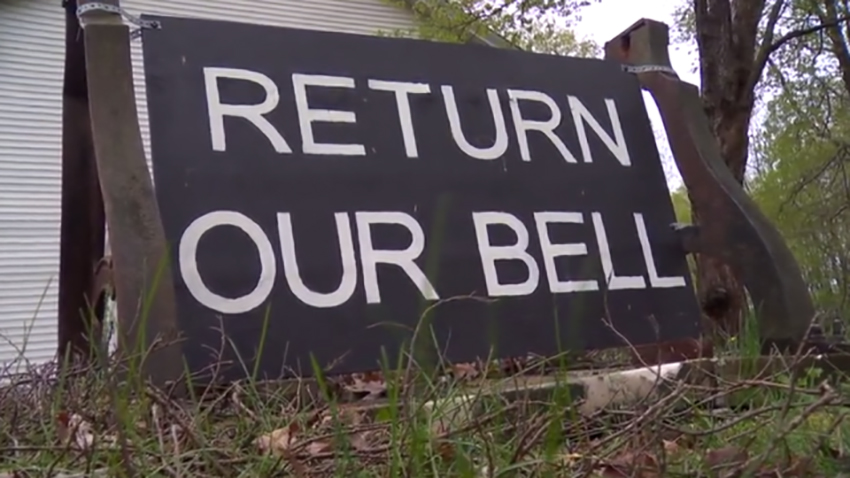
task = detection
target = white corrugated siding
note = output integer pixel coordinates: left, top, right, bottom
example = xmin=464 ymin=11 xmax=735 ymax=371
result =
xmin=0 ymin=0 xmax=420 ymax=371
xmin=0 ymin=0 xmax=65 ymax=371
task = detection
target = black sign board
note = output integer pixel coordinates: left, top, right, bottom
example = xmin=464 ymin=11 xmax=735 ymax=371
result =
xmin=141 ymin=15 xmax=700 ymax=380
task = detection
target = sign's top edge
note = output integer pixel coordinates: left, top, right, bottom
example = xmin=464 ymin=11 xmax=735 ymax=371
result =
xmin=137 ymin=13 xmax=632 ymax=70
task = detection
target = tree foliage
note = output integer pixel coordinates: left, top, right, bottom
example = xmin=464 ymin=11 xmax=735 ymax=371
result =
xmin=382 ymin=0 xmax=599 ymax=56
xmin=750 ymin=97 xmax=850 ymax=316
xmin=748 ymin=0 xmax=850 ymax=317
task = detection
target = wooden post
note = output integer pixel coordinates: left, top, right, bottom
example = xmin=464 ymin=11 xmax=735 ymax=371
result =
xmin=604 ymin=20 xmax=815 ymax=352
xmin=77 ymin=0 xmax=183 ymax=385
xmin=58 ymin=0 xmax=106 ymax=364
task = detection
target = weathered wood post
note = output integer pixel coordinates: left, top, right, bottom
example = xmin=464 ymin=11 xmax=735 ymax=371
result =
xmin=58 ymin=0 xmax=106 ymax=364
xmin=604 ymin=20 xmax=815 ymax=353
xmin=76 ymin=0 xmax=183 ymax=384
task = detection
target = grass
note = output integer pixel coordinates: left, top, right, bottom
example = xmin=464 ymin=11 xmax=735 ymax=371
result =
xmin=2 ymin=295 xmax=850 ymax=477
xmin=0 ymin=329 xmax=849 ymax=476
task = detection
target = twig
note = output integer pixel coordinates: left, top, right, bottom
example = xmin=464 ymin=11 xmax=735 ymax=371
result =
xmin=231 ymin=382 xmax=258 ymax=421
xmin=508 ymin=411 xmax=552 ymax=465
xmin=145 ymin=387 xmax=231 ymax=477
xmin=588 ymin=380 xmax=687 ymax=454
xmin=739 ymin=382 xmax=840 ymax=476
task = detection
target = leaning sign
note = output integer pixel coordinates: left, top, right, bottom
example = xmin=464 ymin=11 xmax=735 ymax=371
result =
xmin=141 ymin=16 xmax=701 ymax=380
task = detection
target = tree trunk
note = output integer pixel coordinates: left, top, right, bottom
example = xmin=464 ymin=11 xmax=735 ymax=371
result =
xmin=692 ymin=108 xmax=752 ymax=336
xmin=692 ymin=0 xmax=767 ymax=337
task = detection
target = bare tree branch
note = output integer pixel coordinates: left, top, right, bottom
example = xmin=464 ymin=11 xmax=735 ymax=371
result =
xmin=751 ymin=11 xmax=850 ymax=93
xmin=746 ymin=0 xmax=787 ymax=96
xmin=819 ymin=0 xmax=850 ymax=94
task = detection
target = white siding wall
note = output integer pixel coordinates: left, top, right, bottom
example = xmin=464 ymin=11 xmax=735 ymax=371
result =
xmin=0 ymin=0 xmax=66 ymax=370
xmin=0 ymin=0 xmax=420 ymax=371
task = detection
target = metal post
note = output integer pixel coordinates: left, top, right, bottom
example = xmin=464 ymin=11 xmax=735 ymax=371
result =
xmin=604 ymin=20 xmax=815 ymax=353
xmin=58 ymin=0 xmax=106 ymax=365
xmin=77 ymin=0 xmax=183 ymax=385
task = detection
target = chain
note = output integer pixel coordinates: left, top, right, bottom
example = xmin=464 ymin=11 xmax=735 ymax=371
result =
xmin=76 ymin=2 xmax=160 ymax=40
xmin=622 ymin=64 xmax=679 ymax=77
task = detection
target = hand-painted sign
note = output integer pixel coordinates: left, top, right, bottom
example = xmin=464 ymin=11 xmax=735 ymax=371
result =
xmin=141 ymin=15 xmax=700 ymax=379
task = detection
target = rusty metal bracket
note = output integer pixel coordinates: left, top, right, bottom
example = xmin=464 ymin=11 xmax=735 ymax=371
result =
xmin=604 ymin=19 xmax=816 ymax=353
xmin=670 ymin=223 xmax=701 ymax=254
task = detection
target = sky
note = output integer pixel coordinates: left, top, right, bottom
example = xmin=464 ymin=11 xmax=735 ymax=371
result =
xmin=571 ymin=0 xmax=700 ymax=190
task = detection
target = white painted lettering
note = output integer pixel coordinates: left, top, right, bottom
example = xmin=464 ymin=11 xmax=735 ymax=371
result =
xmin=441 ymin=86 xmax=508 ymax=160
xmin=472 ymin=212 xmax=539 ymax=296
xmin=507 ymin=89 xmax=578 ymax=163
xmin=355 ymin=212 xmax=439 ymax=304
xmin=292 ymin=73 xmax=365 ymax=156
xmin=567 ymin=96 xmax=631 ymax=166
xmin=590 ymin=212 xmax=646 ymax=290
xmin=533 ymin=212 xmax=599 ymax=293
xmin=204 ymin=67 xmax=292 ymax=153
xmin=368 ymin=80 xmax=431 ymax=158
xmin=277 ymin=212 xmax=358 ymax=308
xmin=633 ymin=213 xmax=687 ymax=288
xmin=180 ymin=211 xmax=276 ymax=314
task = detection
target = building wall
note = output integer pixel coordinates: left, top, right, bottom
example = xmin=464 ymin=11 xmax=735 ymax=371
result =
xmin=0 ymin=0 xmax=420 ymax=371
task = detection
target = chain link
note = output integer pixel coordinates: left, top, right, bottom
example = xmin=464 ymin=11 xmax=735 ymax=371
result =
xmin=622 ymin=64 xmax=679 ymax=77
xmin=76 ymin=2 xmax=160 ymax=39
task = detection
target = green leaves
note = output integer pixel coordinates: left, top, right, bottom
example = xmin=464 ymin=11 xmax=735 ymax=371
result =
xmin=383 ymin=0 xmax=600 ymax=57
xmin=750 ymin=38 xmax=850 ymax=316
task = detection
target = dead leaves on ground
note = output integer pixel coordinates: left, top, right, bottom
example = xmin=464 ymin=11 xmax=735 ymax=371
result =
xmin=38 ymin=374 xmax=846 ymax=478
xmin=595 ymin=450 xmax=661 ymax=477
xmin=54 ymin=408 xmax=186 ymax=455
xmin=255 ymin=421 xmax=300 ymax=456
xmin=51 ymin=405 xmax=835 ymax=477
xmin=255 ymin=406 xmax=377 ymax=459
xmin=55 ymin=412 xmax=97 ymax=451
xmin=592 ymin=441 xmax=821 ymax=478
xmin=339 ymin=372 xmax=387 ymax=400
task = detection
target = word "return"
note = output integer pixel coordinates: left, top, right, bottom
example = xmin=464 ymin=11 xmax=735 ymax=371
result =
xmin=204 ymin=68 xmax=631 ymax=165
